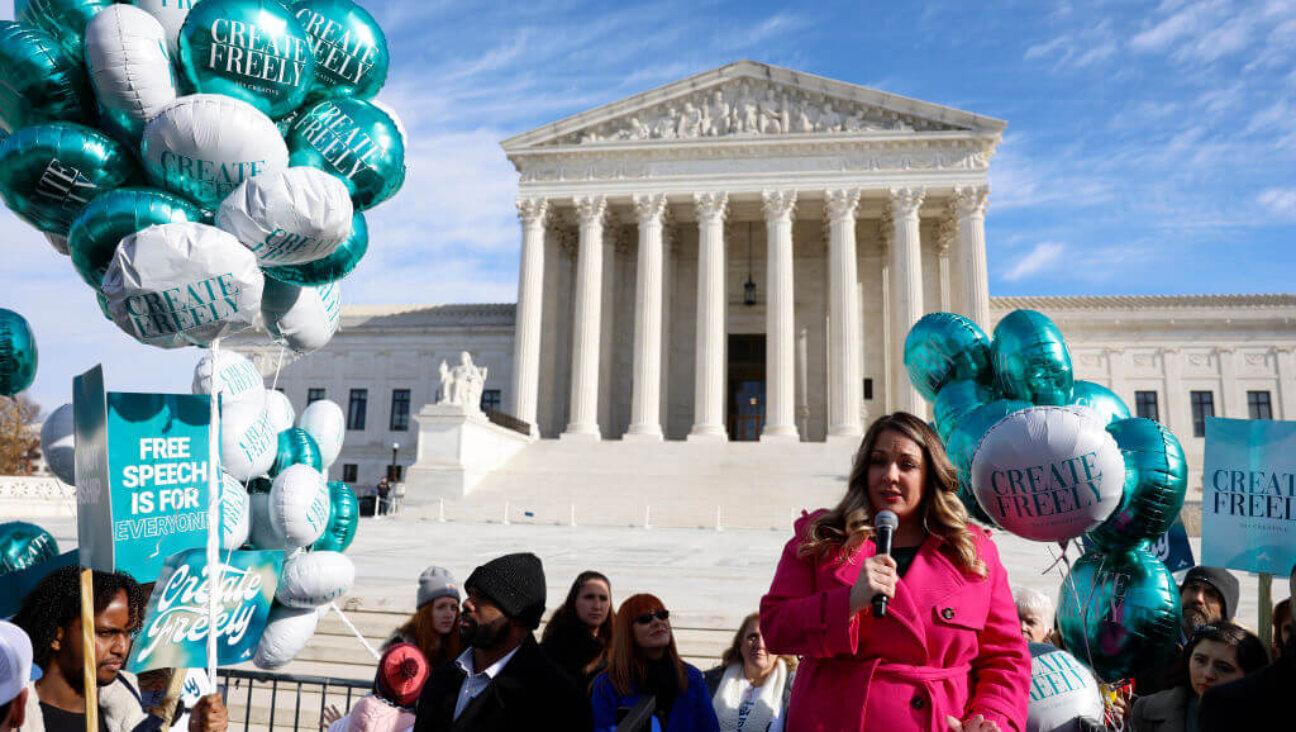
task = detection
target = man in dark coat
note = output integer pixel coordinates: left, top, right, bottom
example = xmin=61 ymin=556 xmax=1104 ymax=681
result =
xmin=1197 ymin=563 xmax=1296 ymax=731
xmin=413 ymin=552 xmax=592 ymax=732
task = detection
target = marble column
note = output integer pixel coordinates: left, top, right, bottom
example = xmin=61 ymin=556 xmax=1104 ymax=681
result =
xmin=825 ymin=188 xmax=863 ymax=439
xmin=626 ymin=193 xmax=668 ymax=440
xmin=563 ymin=195 xmax=607 ymax=440
xmin=889 ymin=187 xmax=926 ymax=416
xmin=689 ymin=192 xmax=729 ymax=440
xmin=762 ymin=189 xmax=799 ymax=440
xmin=511 ymin=197 xmax=548 ymax=434
xmin=938 ymin=200 xmax=957 ymax=314
xmin=955 ymin=184 xmax=990 ymax=329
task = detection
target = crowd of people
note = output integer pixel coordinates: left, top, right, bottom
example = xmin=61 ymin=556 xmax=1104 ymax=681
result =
xmin=0 ymin=411 xmax=1291 ymax=732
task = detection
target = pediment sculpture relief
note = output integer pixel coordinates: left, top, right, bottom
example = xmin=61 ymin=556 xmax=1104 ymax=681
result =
xmin=548 ymin=80 xmax=963 ymax=145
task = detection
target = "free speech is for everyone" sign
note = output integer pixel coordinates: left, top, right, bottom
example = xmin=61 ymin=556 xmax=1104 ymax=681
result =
xmin=75 ymin=366 xmax=213 ymax=581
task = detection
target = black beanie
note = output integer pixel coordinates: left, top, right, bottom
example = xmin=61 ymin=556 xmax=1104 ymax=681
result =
xmin=1182 ymin=566 xmax=1240 ymax=620
xmin=465 ymin=552 xmax=546 ymax=630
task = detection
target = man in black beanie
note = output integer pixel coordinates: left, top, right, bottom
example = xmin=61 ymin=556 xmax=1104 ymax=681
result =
xmin=1179 ymin=566 xmax=1240 ymax=639
xmin=413 ymin=552 xmax=592 ymax=732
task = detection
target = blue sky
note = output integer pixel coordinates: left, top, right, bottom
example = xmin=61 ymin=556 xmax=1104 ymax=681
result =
xmin=3 ymin=0 xmax=1295 ymax=409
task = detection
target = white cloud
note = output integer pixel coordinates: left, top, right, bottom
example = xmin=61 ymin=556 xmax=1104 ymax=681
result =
xmin=1002 ymin=242 xmax=1067 ymax=282
xmin=1259 ymin=188 xmax=1296 ymax=218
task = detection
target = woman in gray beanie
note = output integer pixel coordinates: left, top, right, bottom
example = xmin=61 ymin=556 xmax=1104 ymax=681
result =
xmin=386 ymin=566 xmax=463 ymax=666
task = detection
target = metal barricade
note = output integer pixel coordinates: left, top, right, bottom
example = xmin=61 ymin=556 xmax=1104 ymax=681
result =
xmin=218 ymin=668 xmax=371 ymax=732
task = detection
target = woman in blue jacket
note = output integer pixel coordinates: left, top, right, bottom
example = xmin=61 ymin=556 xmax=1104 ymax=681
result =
xmin=590 ymin=593 xmax=719 ymax=732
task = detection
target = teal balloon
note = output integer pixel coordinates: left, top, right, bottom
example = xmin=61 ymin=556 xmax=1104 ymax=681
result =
xmin=944 ymin=398 xmax=1031 ymax=526
xmin=269 ymin=427 xmax=322 ymax=477
xmin=177 ymin=0 xmax=316 ymax=118
xmin=95 ymin=291 xmax=112 ymax=321
xmin=1070 ymin=380 xmax=1131 ymax=426
xmin=1056 ymin=545 xmax=1180 ymax=683
xmin=17 ymin=0 xmax=113 ymax=63
xmin=904 ymin=312 xmax=993 ymax=402
xmin=312 ymin=481 xmax=358 ymax=552
xmin=932 ymin=379 xmax=997 ymax=444
xmin=263 ymin=211 xmax=367 ymax=285
xmin=0 ymin=21 xmax=90 ymax=133
xmin=0 ymin=309 xmax=38 ymax=396
xmin=0 ymin=122 xmax=137 ymax=234
xmin=67 ymin=188 xmax=205 ymax=288
xmin=0 ymin=521 xmax=59 ymax=575
xmin=292 ymin=0 xmax=389 ymax=101
xmin=1087 ymin=419 xmax=1188 ymax=552
xmin=992 ymin=309 xmax=1074 ymax=406
xmin=286 ymin=97 xmax=404 ymax=210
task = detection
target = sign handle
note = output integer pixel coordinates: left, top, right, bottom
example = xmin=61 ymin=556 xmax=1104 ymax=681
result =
xmin=1259 ymin=572 xmax=1273 ymax=654
xmin=206 ymin=339 xmax=223 ymax=682
xmin=80 ymin=568 xmax=99 ymax=732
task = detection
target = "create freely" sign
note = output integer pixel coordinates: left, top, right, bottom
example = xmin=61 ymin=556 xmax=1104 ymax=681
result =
xmin=1202 ymin=417 xmax=1296 ymax=575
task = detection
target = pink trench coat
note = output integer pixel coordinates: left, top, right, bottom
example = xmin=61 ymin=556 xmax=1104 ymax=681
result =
xmin=760 ymin=511 xmax=1030 ymax=732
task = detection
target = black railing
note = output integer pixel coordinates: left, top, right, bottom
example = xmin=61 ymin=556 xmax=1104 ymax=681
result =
xmin=218 ymin=668 xmax=371 ymax=731
xmin=485 ymin=407 xmax=531 ymax=436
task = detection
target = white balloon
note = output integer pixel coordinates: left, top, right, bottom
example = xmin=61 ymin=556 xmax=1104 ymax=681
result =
xmin=275 ymin=551 xmax=355 ymax=608
xmin=971 ymin=406 xmax=1125 ymax=542
xmin=128 ymin=0 xmax=193 ymax=57
xmin=269 ymin=464 xmax=330 ymax=548
xmin=40 ymin=403 xmax=76 ymax=486
xmin=193 ymin=349 xmax=266 ymax=415
xmin=298 ymin=399 xmax=345 ymax=469
xmin=85 ymin=6 xmax=177 ymax=137
xmin=216 ymin=167 xmax=354 ymax=266
xmin=247 ymin=490 xmax=285 ymax=550
xmin=45 ymin=233 xmax=68 ymax=256
xmin=102 ymin=222 xmax=265 ymax=348
xmin=220 ymin=473 xmax=250 ymax=550
xmin=1026 ymin=646 xmax=1104 ymax=732
xmin=221 ymin=404 xmax=276 ymax=482
xmin=253 ymin=605 xmax=320 ymax=670
xmin=143 ymin=94 xmax=289 ymax=208
xmin=264 ymin=389 xmax=296 ymax=433
xmin=261 ymin=279 xmax=341 ymax=355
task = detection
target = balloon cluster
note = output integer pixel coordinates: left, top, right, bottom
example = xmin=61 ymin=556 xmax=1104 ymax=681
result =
xmin=904 ymin=309 xmax=1189 ymax=681
xmin=189 ymin=349 xmax=356 ymax=669
xmin=0 ymin=0 xmax=400 ymax=354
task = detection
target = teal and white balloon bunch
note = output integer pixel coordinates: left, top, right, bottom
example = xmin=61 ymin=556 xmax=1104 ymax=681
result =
xmin=0 ymin=0 xmax=400 ymax=354
xmin=904 ymin=309 xmax=1189 ymax=682
xmin=190 ymin=348 xmax=359 ymax=669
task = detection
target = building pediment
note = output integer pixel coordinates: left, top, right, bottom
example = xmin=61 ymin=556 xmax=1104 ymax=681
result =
xmin=502 ymin=61 xmax=1006 ymax=152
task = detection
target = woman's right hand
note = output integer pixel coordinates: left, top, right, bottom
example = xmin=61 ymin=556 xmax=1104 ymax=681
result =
xmin=849 ymin=554 xmax=898 ymax=615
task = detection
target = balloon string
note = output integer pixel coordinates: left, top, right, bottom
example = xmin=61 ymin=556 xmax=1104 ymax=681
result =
xmin=270 ymin=345 xmax=286 ymax=392
xmin=330 ymin=602 xmax=381 ymax=661
xmin=206 ymin=338 xmax=223 ymax=682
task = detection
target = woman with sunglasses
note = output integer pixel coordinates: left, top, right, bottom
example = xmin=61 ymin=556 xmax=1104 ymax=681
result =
xmin=590 ymin=593 xmax=720 ymax=732
xmin=760 ymin=412 xmax=1031 ymax=732
xmin=1129 ymin=621 xmax=1267 ymax=732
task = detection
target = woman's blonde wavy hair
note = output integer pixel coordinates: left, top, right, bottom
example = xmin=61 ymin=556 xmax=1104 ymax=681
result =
xmin=798 ymin=412 xmax=986 ymax=579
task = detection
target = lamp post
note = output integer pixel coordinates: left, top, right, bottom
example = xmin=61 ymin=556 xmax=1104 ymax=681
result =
xmin=390 ymin=442 xmax=399 ymax=481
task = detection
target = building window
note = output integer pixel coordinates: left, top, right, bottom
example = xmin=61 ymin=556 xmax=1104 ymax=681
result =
xmin=1135 ymin=391 xmax=1159 ymax=422
xmin=341 ymin=464 xmax=358 ymax=483
xmin=1248 ymin=390 xmax=1273 ymax=420
xmin=864 ymin=378 xmax=874 ymax=401
xmin=347 ymin=389 xmax=368 ymax=430
xmin=307 ymin=388 xmax=326 ymax=404
xmin=1190 ymin=391 xmax=1214 ymax=438
xmin=390 ymin=389 xmax=411 ymax=431
xmin=480 ymin=389 xmax=501 ymax=412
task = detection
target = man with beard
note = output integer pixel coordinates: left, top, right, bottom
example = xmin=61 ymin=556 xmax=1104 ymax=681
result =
xmin=413 ymin=552 xmax=592 ymax=732
xmin=1136 ymin=565 xmax=1241 ymax=695
xmin=1198 ymin=563 xmax=1296 ymax=730
xmin=12 ymin=567 xmax=228 ymax=732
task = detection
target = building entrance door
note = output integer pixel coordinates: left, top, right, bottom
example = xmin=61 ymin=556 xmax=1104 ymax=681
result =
xmin=728 ymin=335 xmax=766 ymax=441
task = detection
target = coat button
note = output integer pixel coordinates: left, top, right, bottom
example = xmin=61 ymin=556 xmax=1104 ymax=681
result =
xmin=942 ymin=607 xmax=956 ymax=620
xmin=911 ymin=696 xmax=925 ymax=710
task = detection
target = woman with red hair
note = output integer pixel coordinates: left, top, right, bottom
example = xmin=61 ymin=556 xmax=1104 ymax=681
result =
xmin=590 ymin=593 xmax=719 ymax=732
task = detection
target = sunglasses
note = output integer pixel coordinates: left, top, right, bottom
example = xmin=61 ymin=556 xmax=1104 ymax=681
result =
xmin=633 ymin=609 xmax=670 ymax=625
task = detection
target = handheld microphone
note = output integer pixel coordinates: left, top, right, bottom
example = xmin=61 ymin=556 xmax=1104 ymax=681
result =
xmin=872 ymin=511 xmax=898 ymax=618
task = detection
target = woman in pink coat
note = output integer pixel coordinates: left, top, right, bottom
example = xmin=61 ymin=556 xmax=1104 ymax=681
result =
xmin=760 ymin=412 xmax=1030 ymax=732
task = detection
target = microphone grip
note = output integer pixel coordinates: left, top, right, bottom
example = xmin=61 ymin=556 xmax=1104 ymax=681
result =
xmin=872 ymin=593 xmax=888 ymax=618
xmin=871 ymin=526 xmax=894 ymax=619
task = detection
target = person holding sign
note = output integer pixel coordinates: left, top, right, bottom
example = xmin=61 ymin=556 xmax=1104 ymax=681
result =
xmin=760 ymin=413 xmax=1030 ymax=732
xmin=11 ymin=567 xmax=229 ymax=732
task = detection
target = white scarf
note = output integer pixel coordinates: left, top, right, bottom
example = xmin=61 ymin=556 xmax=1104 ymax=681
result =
xmin=711 ymin=659 xmax=787 ymax=732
